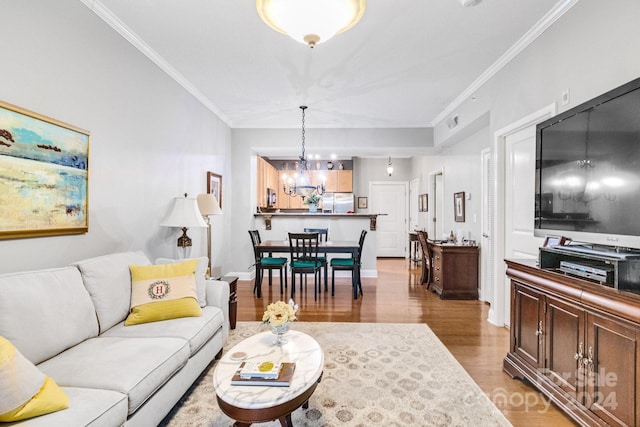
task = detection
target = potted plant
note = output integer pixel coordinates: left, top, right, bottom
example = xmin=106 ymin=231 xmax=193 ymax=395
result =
xmin=303 ymin=192 xmax=321 ymax=213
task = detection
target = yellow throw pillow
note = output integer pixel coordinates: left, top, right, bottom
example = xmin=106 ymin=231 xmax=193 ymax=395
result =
xmin=125 ymin=259 xmax=202 ymax=325
xmin=0 ymin=336 xmax=69 ymax=422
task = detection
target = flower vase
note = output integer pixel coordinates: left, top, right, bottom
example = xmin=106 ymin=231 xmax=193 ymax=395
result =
xmin=308 ymin=204 xmax=318 ymax=213
xmin=271 ymin=322 xmax=289 ymax=345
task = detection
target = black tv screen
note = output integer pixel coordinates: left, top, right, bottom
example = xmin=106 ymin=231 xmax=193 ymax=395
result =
xmin=535 ymin=77 xmax=640 ymax=249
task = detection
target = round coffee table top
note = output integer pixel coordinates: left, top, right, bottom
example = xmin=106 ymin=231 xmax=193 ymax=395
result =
xmin=213 ymin=329 xmax=324 ymax=410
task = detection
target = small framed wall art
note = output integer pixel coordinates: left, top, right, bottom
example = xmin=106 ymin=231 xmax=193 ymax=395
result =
xmin=419 ymin=194 xmax=428 ymax=212
xmin=0 ymin=100 xmax=90 ymax=239
xmin=357 ymin=196 xmax=368 ymax=209
xmin=207 ymin=172 xmax=222 ymax=209
xmin=454 ymin=191 xmax=465 ymax=222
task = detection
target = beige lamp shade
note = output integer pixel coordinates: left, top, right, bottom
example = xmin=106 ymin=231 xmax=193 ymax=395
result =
xmin=161 ymin=195 xmax=207 ymax=228
xmin=197 ymin=194 xmax=223 ymax=216
xmin=256 ymin=0 xmax=366 ymax=48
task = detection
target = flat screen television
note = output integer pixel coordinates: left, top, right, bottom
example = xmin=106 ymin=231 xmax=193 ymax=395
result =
xmin=535 ymin=77 xmax=640 ymax=250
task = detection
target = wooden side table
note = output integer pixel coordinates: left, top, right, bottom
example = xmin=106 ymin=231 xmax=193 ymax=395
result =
xmin=427 ymin=242 xmax=479 ymax=300
xmin=221 ymin=275 xmax=238 ymax=330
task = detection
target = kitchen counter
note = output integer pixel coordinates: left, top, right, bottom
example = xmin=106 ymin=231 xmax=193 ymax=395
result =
xmin=254 ymin=212 xmax=383 ymax=230
xmin=251 ymin=212 xmax=379 ymax=277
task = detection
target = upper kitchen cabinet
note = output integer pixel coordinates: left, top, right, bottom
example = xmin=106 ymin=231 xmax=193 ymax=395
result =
xmin=321 ymin=170 xmax=352 ymax=193
xmin=336 ymin=170 xmax=353 ymax=192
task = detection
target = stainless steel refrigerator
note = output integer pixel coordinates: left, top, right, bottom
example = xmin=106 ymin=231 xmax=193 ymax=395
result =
xmin=322 ymin=193 xmax=355 ymax=213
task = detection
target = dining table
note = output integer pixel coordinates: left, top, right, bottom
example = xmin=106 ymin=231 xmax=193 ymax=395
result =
xmin=255 ymin=240 xmax=361 ymax=300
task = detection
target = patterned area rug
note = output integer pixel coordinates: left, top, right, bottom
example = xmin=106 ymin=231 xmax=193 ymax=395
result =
xmin=160 ymin=322 xmax=511 ymax=426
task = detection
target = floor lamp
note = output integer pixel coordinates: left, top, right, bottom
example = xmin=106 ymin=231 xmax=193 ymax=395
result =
xmin=197 ymin=193 xmax=223 ymax=277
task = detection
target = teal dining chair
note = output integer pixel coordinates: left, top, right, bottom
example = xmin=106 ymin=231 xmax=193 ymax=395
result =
xmin=249 ymin=230 xmax=288 ymax=297
xmin=288 ymin=232 xmax=323 ymax=300
xmin=330 ymin=230 xmax=367 ymax=299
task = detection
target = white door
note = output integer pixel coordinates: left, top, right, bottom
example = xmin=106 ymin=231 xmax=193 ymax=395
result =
xmin=370 ymin=182 xmax=408 ymax=257
xmin=503 ymin=125 xmax=539 ymax=326
xmin=480 ymin=148 xmax=493 ymax=303
xmin=489 ymin=104 xmax=556 ymax=328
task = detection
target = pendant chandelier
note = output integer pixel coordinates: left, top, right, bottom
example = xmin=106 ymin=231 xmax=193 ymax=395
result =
xmin=256 ymin=0 xmax=366 ymax=48
xmin=283 ymin=106 xmax=325 ymax=199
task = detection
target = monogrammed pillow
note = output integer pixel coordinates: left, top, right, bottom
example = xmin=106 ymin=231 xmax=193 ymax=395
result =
xmin=124 ymin=259 xmax=201 ymax=326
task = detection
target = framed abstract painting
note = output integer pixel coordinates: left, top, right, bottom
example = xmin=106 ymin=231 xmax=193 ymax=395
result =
xmin=0 ymin=101 xmax=90 ymax=239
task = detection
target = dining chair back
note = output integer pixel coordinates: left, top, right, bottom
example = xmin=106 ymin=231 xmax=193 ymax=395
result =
xmin=288 ymin=232 xmax=323 ymax=300
xmin=303 ymin=228 xmax=328 ymax=242
xmin=303 ymin=228 xmax=329 ymax=291
xmin=248 ymin=230 xmax=288 ymax=297
xmin=330 ymin=229 xmax=367 ymax=299
xmin=416 ymin=230 xmax=432 ymax=288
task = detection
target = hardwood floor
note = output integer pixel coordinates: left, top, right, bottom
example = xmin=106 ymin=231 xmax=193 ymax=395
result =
xmin=237 ymin=258 xmax=578 ymax=427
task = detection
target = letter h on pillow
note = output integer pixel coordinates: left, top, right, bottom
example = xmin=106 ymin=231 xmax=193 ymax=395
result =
xmin=125 ymin=259 xmax=202 ymax=326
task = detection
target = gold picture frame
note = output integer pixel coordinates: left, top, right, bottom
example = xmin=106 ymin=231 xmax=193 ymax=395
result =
xmin=0 ymin=100 xmax=90 ymax=239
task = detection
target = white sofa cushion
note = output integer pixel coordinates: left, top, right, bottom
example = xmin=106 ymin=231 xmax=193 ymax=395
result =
xmin=38 ymin=336 xmax=189 ymax=415
xmin=72 ymin=252 xmax=151 ymax=333
xmin=101 ymin=306 xmax=224 ymax=356
xmin=155 ymin=257 xmax=208 ymax=307
xmin=3 ymin=387 xmax=128 ymax=427
xmin=0 ymin=267 xmax=99 ymax=365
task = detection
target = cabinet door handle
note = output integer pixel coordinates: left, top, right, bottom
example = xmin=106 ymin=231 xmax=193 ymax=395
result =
xmin=574 ymin=342 xmax=584 ymax=362
xmin=585 ymin=346 xmax=594 ymax=376
xmin=534 ymin=320 xmax=543 ymax=344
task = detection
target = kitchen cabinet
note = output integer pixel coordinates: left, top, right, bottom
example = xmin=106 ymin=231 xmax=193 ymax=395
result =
xmin=336 ymin=170 xmax=352 ymax=192
xmin=257 ymin=157 xmax=280 ymax=208
xmin=504 ymin=259 xmax=640 ymax=427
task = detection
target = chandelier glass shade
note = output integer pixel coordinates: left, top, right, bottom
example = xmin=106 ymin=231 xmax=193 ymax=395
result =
xmin=256 ymin=0 xmax=366 ymax=48
xmin=283 ymin=106 xmax=325 ymax=199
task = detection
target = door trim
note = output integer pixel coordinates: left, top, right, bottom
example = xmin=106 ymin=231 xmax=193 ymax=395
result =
xmin=489 ymin=103 xmax=556 ymax=327
xmin=428 ymin=168 xmax=444 ymax=240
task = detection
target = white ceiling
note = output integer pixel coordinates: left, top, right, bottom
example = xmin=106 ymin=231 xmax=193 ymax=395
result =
xmin=89 ymin=0 xmax=566 ymax=131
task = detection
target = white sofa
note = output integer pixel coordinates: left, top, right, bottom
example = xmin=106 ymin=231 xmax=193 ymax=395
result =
xmin=0 ymin=251 xmax=230 ymax=427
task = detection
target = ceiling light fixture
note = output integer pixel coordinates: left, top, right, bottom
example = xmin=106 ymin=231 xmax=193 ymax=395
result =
xmin=283 ymin=106 xmax=325 ymax=198
xmin=256 ymin=0 xmax=367 ymax=48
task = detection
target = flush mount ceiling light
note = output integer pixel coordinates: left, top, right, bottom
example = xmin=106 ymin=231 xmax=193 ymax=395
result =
xmin=256 ymin=0 xmax=366 ymax=48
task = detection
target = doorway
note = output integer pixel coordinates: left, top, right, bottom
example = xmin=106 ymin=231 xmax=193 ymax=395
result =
xmin=489 ymin=104 xmax=556 ymax=327
xmin=430 ymin=170 xmax=444 ymax=241
xmin=370 ymin=181 xmax=408 ymax=257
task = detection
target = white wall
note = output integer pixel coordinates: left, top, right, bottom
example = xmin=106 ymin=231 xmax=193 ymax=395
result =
xmin=0 ymin=0 xmax=232 ymax=274
xmin=430 ymin=0 xmax=640 ymax=253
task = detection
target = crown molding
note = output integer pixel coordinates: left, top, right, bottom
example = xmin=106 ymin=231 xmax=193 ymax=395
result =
xmin=80 ymin=0 xmax=231 ymax=126
xmin=430 ymin=0 xmax=580 ymax=127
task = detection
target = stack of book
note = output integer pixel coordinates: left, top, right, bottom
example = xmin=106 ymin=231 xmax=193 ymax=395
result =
xmin=230 ymin=361 xmax=296 ymax=387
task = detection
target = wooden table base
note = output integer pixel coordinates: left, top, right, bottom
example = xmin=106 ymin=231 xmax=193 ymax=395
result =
xmin=217 ymin=379 xmax=319 ymax=427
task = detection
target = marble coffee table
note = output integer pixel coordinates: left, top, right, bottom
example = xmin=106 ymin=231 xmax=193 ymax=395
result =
xmin=213 ymin=329 xmax=324 ymax=426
